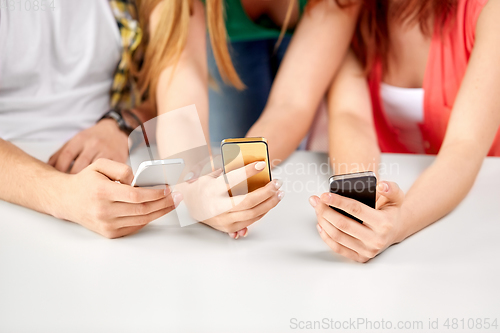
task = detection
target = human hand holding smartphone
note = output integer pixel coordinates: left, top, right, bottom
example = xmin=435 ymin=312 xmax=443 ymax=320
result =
xmin=218 ymin=137 xmax=282 ymax=239
xmin=310 ymin=172 xmax=405 ymax=263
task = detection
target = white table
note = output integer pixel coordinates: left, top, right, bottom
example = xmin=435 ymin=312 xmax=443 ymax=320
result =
xmin=1 ymin=142 xmax=499 ymax=333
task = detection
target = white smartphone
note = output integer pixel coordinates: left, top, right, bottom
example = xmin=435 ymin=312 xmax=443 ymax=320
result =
xmin=131 ymin=159 xmax=185 ymax=187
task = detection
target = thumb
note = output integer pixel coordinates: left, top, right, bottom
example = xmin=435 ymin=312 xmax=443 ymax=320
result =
xmin=377 ymin=181 xmax=404 ymax=206
xmin=224 ymin=161 xmax=267 ymax=189
xmin=90 ymin=158 xmax=134 ymax=185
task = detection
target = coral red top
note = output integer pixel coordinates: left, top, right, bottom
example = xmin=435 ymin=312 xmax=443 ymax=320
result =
xmin=369 ymin=0 xmax=500 ymax=156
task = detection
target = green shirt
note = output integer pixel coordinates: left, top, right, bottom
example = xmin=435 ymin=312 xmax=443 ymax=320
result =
xmin=205 ymin=0 xmax=308 ymax=42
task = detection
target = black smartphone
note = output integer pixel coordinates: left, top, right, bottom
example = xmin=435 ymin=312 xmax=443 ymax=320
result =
xmin=329 ymin=171 xmax=377 ymax=224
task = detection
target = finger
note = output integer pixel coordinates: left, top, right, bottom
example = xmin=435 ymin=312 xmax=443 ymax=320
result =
xmin=91 ymin=158 xmax=135 ymax=184
xmin=224 ymin=161 xmax=267 ymax=189
xmin=206 ymin=168 xmax=223 ymax=179
xmin=230 ymin=179 xmax=283 ymax=212
xmin=237 ymin=228 xmax=248 ymax=238
xmin=54 ymin=140 xmax=84 ymax=173
xmin=377 ymin=181 xmax=405 ymax=206
xmin=70 ymin=147 xmax=98 ymax=174
xmin=114 ymin=206 xmax=173 ymax=228
xmin=48 ymin=145 xmax=65 ymax=166
xmin=110 ymin=194 xmax=176 ymax=218
xmin=317 ymin=214 xmax=370 ymax=258
xmin=319 ymin=192 xmax=376 ymax=226
xmin=114 ymin=185 xmax=178 ymax=205
xmin=316 ymin=204 xmax=374 ymax=237
xmin=229 ymin=228 xmax=249 ymax=240
xmin=101 ymin=225 xmax=146 ymax=239
xmin=317 ymin=224 xmax=369 ymax=263
xmin=228 ymin=213 xmax=267 ymax=234
xmin=228 ymin=189 xmax=284 ymax=222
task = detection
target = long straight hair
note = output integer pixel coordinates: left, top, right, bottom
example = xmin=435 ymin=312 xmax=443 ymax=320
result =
xmin=136 ymin=0 xmax=297 ymax=111
xmin=309 ymin=0 xmax=458 ymax=73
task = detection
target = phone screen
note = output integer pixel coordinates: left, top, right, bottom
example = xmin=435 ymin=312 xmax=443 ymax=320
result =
xmin=329 ymin=172 xmax=377 ymax=223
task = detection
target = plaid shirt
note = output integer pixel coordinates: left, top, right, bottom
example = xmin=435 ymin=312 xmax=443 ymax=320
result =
xmin=109 ymin=0 xmax=143 ymax=109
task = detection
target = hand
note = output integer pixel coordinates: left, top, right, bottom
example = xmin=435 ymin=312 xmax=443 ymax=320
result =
xmin=48 ymin=119 xmax=129 ymax=174
xmin=207 ymin=177 xmax=284 ymax=239
xmin=54 ymin=159 xmax=182 ymax=238
xmin=309 ymin=181 xmax=405 ymax=263
xmin=177 ymin=161 xmax=284 ymax=239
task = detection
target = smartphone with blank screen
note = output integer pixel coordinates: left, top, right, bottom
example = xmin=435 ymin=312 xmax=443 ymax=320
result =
xmin=221 ymin=138 xmax=272 ymax=196
xmin=131 ymin=158 xmax=185 ymax=188
xmin=329 ymin=171 xmax=377 ymax=224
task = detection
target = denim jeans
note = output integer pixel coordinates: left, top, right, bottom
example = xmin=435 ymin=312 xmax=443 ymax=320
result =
xmin=207 ymin=36 xmax=292 ymax=146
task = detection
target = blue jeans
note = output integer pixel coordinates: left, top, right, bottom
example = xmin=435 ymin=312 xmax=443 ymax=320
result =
xmin=207 ymin=36 xmax=291 ymax=146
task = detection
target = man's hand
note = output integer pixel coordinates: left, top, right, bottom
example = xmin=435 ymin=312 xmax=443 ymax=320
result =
xmin=55 ymin=159 xmax=181 ymax=239
xmin=48 ymin=119 xmax=129 ymax=174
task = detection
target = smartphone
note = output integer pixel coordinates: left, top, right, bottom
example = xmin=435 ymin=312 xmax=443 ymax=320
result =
xmin=329 ymin=171 xmax=377 ymax=224
xmin=221 ymin=137 xmax=272 ymax=196
xmin=131 ymin=158 xmax=185 ymax=187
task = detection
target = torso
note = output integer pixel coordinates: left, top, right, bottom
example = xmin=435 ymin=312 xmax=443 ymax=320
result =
xmin=240 ymin=0 xmax=300 ymax=29
xmin=0 ymin=0 xmax=121 ymax=141
xmin=380 ymin=19 xmax=432 ymax=153
xmin=383 ymin=21 xmax=431 ymax=88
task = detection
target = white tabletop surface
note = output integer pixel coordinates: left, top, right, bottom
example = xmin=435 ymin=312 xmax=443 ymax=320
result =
xmin=1 ymin=142 xmax=500 ymax=333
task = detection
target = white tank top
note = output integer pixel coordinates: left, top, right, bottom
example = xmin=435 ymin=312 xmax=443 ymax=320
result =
xmin=380 ymin=83 xmax=425 ymax=154
xmin=0 ymin=0 xmax=122 ymax=141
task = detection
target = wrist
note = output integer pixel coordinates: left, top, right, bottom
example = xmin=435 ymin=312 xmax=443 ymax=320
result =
xmin=98 ymin=118 xmax=128 ymax=139
xmin=394 ymin=202 xmax=415 ymax=244
xmin=98 ymin=109 xmax=137 ymax=136
xmin=42 ymin=169 xmax=73 ymax=220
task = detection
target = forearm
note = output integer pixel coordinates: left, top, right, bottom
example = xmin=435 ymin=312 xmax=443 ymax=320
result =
xmin=247 ymin=103 xmax=315 ymax=166
xmin=0 ymin=139 xmax=66 ymax=216
xmin=157 ymin=63 xmax=209 ymax=136
xmin=248 ymin=0 xmax=360 ymax=166
xmin=397 ymin=143 xmax=484 ymax=243
xmin=329 ymin=113 xmax=380 ymax=176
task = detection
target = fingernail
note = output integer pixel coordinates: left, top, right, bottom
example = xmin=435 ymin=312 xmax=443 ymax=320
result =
xmin=316 ymin=224 xmax=323 ymax=233
xmin=235 ymin=234 xmax=240 ymax=240
xmin=309 ymin=196 xmax=318 ymax=207
xmin=239 ymin=229 xmax=247 ymax=238
xmin=255 ymin=161 xmax=266 ymax=171
xmin=273 ymin=179 xmax=283 ymax=190
xmin=243 ymin=229 xmax=248 ymax=238
xmin=321 ymin=193 xmax=332 ymax=201
xmin=277 ymin=190 xmax=285 ymax=201
xmin=378 ymin=183 xmax=388 ymax=192
xmin=172 ymin=192 xmax=183 ymax=206
xmin=184 ymin=172 xmax=194 ymax=181
xmin=229 ymin=232 xmax=236 ymax=239
xmin=164 ymin=187 xmax=171 ymax=196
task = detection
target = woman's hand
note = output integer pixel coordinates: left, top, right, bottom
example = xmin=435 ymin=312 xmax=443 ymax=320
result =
xmin=177 ymin=161 xmax=284 ymax=239
xmin=55 ymin=159 xmax=181 ymax=239
xmin=205 ymin=178 xmax=284 ymax=239
xmin=309 ymin=181 xmax=405 ymax=263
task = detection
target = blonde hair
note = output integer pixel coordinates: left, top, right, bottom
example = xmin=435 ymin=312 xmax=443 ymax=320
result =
xmin=136 ymin=0 xmax=296 ymax=111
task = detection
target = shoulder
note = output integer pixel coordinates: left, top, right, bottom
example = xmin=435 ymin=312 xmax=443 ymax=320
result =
xmin=462 ymin=0 xmax=492 ymax=49
xmin=148 ymin=0 xmax=203 ymax=38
